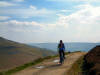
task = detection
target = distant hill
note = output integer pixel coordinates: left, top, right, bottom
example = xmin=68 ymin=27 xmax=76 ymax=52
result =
xmin=84 ymin=45 xmax=100 ymax=75
xmin=0 ymin=37 xmax=56 ymax=72
xmin=28 ymin=43 xmax=100 ymax=52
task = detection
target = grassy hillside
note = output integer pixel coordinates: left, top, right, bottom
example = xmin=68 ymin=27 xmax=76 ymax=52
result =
xmin=67 ymin=55 xmax=85 ymax=75
xmin=83 ymin=45 xmax=100 ymax=75
xmin=0 ymin=37 xmax=56 ymax=72
xmin=67 ymin=45 xmax=100 ymax=75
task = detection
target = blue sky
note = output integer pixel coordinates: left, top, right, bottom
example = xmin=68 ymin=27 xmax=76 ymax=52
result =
xmin=0 ymin=0 xmax=100 ymax=43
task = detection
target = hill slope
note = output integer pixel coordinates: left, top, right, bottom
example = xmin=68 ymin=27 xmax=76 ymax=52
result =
xmin=0 ymin=37 xmax=55 ymax=72
xmin=84 ymin=45 xmax=100 ymax=75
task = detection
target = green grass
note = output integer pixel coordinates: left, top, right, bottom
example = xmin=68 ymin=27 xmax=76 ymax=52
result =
xmin=67 ymin=56 xmax=84 ymax=75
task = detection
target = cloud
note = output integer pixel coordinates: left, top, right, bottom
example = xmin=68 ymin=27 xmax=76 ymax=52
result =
xmin=12 ymin=0 xmax=24 ymax=2
xmin=0 ymin=16 xmax=69 ymax=33
xmin=0 ymin=20 xmax=43 ymax=28
xmin=59 ymin=4 xmax=100 ymax=41
xmin=0 ymin=5 xmax=56 ymax=18
xmin=59 ymin=10 xmax=71 ymax=13
xmin=0 ymin=16 xmax=10 ymax=20
xmin=0 ymin=1 xmax=16 ymax=7
xmin=44 ymin=4 xmax=100 ymax=42
xmin=0 ymin=0 xmax=24 ymax=2
xmin=0 ymin=4 xmax=100 ymax=42
xmin=1 ymin=4 xmax=100 ymax=33
xmin=46 ymin=0 xmax=100 ymax=2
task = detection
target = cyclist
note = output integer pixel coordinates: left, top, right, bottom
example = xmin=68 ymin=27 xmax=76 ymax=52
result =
xmin=58 ymin=40 xmax=65 ymax=64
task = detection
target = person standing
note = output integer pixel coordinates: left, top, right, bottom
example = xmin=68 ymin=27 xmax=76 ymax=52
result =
xmin=58 ymin=40 xmax=65 ymax=64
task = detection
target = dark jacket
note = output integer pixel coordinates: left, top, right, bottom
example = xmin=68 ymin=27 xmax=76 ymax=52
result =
xmin=58 ymin=43 xmax=65 ymax=51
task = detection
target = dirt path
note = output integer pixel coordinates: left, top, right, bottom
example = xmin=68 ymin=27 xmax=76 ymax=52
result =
xmin=14 ymin=52 xmax=86 ymax=75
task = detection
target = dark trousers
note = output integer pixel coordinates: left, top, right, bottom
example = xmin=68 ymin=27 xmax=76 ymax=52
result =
xmin=59 ymin=50 xmax=65 ymax=59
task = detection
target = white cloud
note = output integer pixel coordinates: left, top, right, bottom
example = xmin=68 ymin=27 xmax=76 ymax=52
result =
xmin=0 ymin=5 xmax=55 ymax=18
xmin=0 ymin=1 xmax=16 ymax=7
xmin=30 ymin=5 xmax=37 ymax=10
xmin=59 ymin=9 xmax=71 ymax=13
xmin=0 ymin=4 xmax=100 ymax=42
xmin=60 ymin=4 xmax=100 ymax=42
xmin=0 ymin=16 xmax=10 ymax=20
xmin=45 ymin=4 xmax=100 ymax=42
xmin=47 ymin=0 xmax=100 ymax=2
xmin=12 ymin=0 xmax=24 ymax=2
xmin=0 ymin=20 xmax=43 ymax=27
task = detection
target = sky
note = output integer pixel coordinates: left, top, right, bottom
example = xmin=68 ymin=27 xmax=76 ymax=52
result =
xmin=0 ymin=0 xmax=100 ymax=43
